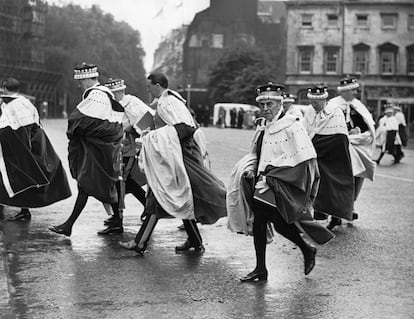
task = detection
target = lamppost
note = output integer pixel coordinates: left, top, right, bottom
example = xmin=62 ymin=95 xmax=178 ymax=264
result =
xmin=186 ymin=83 xmax=191 ymax=108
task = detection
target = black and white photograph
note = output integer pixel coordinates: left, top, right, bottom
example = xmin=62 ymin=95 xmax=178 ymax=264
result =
xmin=0 ymin=0 xmax=413 ymax=318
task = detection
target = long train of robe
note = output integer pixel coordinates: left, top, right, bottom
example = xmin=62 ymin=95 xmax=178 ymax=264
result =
xmin=0 ymin=123 xmax=71 ymax=207
xmin=312 ymin=133 xmax=354 ymax=220
xmin=67 ymin=108 xmax=123 ymax=203
xmin=141 ymin=123 xmax=227 ymax=224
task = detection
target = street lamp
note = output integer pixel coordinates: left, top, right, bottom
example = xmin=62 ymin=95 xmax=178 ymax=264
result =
xmin=186 ymin=83 xmax=191 ymax=108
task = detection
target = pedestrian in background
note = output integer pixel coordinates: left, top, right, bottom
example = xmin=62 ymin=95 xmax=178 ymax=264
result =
xmin=228 ymin=83 xmax=333 ymax=282
xmin=230 ymin=107 xmax=237 ymax=128
xmin=302 ymin=85 xmax=354 ymax=231
xmin=237 ymin=108 xmax=244 ymax=129
xmin=49 ymin=63 xmax=124 ymax=237
xmin=326 ymin=76 xmax=376 ymax=221
xmin=375 ymin=104 xmax=402 ymax=165
xmin=394 ymin=105 xmax=407 ymax=158
xmin=0 ymin=78 xmax=71 ymax=220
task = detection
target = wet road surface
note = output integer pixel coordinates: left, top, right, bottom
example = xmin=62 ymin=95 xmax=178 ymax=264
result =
xmin=0 ymin=120 xmax=413 ymax=319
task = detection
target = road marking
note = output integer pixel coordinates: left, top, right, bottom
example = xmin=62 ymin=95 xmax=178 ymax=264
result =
xmin=375 ymin=173 xmax=414 ymax=183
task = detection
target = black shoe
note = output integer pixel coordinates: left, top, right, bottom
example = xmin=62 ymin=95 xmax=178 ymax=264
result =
xmin=352 ymin=212 xmax=359 ymax=220
xmin=97 ymin=225 xmax=124 ymax=235
xmin=314 ymin=210 xmax=328 ymax=220
xmin=304 ymin=246 xmax=317 ymax=275
xmin=7 ymin=209 xmax=31 ymax=221
xmin=103 ymin=216 xmax=115 ymax=226
xmin=175 ymin=240 xmax=205 ymax=253
xmin=327 ymin=217 xmax=342 ymax=231
xmin=240 ymin=269 xmax=268 ymax=282
xmin=134 ymin=243 xmax=147 ymax=256
xmin=49 ymin=225 xmax=71 ymax=237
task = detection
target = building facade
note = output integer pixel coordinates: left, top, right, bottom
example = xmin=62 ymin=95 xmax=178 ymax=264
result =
xmin=285 ymin=0 xmax=414 ymax=123
xmin=152 ymin=25 xmax=188 ymax=90
xmin=0 ymin=0 xmax=60 ymax=116
xmin=180 ymin=0 xmax=285 ymax=108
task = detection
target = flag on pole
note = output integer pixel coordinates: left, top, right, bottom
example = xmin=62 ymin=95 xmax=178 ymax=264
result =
xmin=153 ymin=7 xmax=163 ymax=18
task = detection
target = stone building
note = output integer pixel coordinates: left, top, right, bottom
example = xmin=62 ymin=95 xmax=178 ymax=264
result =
xmin=152 ymin=25 xmax=188 ymax=90
xmin=181 ymin=0 xmax=285 ymax=108
xmin=285 ymin=0 xmax=414 ymax=123
xmin=0 ymin=0 xmax=60 ymax=116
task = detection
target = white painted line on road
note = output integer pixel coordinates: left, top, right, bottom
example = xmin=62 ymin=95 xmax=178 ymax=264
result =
xmin=375 ymin=173 xmax=414 ymax=183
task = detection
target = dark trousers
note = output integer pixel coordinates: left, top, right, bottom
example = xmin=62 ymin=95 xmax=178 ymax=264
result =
xmin=252 ymin=201 xmax=309 ymax=271
xmin=134 ymin=215 xmax=202 ymax=249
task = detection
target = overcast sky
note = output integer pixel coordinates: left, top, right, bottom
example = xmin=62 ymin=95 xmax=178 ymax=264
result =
xmin=46 ymin=0 xmax=209 ymax=71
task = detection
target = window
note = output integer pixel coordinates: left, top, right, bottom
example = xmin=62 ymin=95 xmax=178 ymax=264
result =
xmin=324 ymin=47 xmax=339 ymax=73
xmin=353 ymin=43 xmax=370 ymax=74
xmin=381 ymin=13 xmax=398 ymax=29
xmin=408 ymin=14 xmax=414 ymax=30
xmin=301 ymin=14 xmax=313 ymax=28
xmin=327 ymin=14 xmax=338 ymax=28
xmin=189 ymin=34 xmax=201 ymax=47
xmin=380 ymin=52 xmax=395 ymax=74
xmin=407 ymin=45 xmax=414 ymax=74
xmin=356 ymin=14 xmax=368 ymax=28
xmin=378 ymin=42 xmax=398 ymax=75
xmin=298 ymin=47 xmax=313 ymax=73
xmin=212 ymin=34 xmax=224 ymax=48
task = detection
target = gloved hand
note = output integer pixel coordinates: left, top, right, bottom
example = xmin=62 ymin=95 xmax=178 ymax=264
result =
xmin=255 ymin=176 xmax=270 ymax=194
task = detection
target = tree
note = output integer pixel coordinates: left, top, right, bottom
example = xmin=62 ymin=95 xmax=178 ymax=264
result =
xmin=207 ymin=44 xmax=284 ymax=105
xmin=44 ymin=4 xmax=148 ymax=112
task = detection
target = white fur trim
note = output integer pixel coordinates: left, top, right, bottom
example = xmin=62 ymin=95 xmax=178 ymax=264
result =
xmin=337 ymin=82 xmax=359 ymax=92
xmin=256 ymin=95 xmax=283 ymax=102
xmin=307 ymin=92 xmax=328 ymax=100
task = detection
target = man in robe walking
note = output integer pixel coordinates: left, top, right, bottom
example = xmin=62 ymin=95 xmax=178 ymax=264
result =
xmin=0 ymin=78 xmax=71 ymax=220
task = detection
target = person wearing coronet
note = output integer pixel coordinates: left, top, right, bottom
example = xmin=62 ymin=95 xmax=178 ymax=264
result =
xmin=303 ymin=85 xmax=354 ymax=231
xmin=227 ymin=83 xmax=334 ymax=282
xmin=0 ymin=78 xmax=71 ymax=220
xmin=49 ymin=63 xmax=124 ymax=237
xmin=98 ymin=78 xmax=154 ymax=234
xmin=326 ymin=76 xmax=376 ymax=221
xmin=119 ymin=72 xmax=226 ymax=255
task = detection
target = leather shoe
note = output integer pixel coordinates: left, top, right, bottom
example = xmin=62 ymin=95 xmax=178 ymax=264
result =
xmin=175 ymin=240 xmax=205 ymax=253
xmin=49 ymin=225 xmax=71 ymax=237
xmin=97 ymin=225 xmax=123 ymax=235
xmin=7 ymin=209 xmax=31 ymax=221
xmin=240 ymin=269 xmax=268 ymax=282
xmin=313 ymin=210 xmax=328 ymax=220
xmin=119 ymin=240 xmax=137 ymax=250
xmin=104 ymin=216 xmax=115 ymax=226
xmin=304 ymin=246 xmax=317 ymax=275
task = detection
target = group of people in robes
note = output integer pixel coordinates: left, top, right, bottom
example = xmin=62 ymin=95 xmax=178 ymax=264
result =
xmin=228 ymin=76 xmax=378 ymax=281
xmin=1 ymin=67 xmax=390 ymax=282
